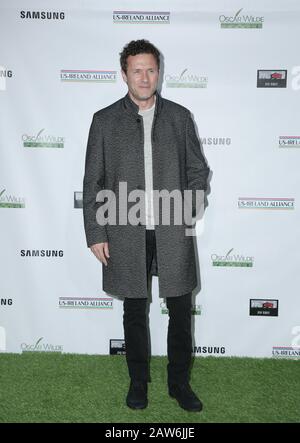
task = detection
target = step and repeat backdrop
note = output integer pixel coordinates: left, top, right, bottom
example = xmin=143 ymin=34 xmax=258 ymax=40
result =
xmin=1 ymin=0 xmax=300 ymax=359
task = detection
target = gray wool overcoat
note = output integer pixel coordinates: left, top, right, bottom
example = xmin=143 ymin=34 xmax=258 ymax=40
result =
xmin=83 ymin=90 xmax=210 ymax=299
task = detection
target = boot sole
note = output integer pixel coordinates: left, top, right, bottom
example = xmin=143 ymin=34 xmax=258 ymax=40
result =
xmin=169 ymin=392 xmax=203 ymax=412
xmin=126 ymin=401 xmax=148 ymax=410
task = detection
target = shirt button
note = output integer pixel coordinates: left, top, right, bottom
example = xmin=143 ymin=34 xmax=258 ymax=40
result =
xmin=136 ymin=118 xmax=141 ymax=123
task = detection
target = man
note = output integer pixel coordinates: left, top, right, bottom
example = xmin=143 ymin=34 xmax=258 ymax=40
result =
xmin=83 ymin=40 xmax=210 ymax=412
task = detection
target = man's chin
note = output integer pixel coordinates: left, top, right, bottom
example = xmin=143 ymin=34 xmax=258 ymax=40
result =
xmin=134 ymin=91 xmax=156 ymax=101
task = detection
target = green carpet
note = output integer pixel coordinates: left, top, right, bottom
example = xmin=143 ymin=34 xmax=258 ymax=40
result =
xmin=0 ymin=353 xmax=299 ymax=423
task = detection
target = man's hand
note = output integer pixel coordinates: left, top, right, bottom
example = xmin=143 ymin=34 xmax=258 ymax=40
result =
xmin=90 ymin=242 xmax=110 ymax=266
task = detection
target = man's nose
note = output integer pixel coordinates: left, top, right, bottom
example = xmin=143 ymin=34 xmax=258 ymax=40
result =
xmin=141 ymin=72 xmax=149 ymax=82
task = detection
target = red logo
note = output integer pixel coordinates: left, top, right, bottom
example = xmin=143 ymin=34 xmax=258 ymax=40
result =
xmin=263 ymin=302 xmax=274 ymax=308
xmin=271 ymin=72 xmax=282 ymax=79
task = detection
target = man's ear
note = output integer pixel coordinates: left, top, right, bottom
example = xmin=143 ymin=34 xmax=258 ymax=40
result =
xmin=121 ymin=69 xmax=127 ymax=83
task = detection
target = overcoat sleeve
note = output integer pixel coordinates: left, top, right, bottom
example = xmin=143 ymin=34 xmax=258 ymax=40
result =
xmin=83 ymin=113 xmax=108 ymax=247
xmin=185 ymin=113 xmax=210 ymax=217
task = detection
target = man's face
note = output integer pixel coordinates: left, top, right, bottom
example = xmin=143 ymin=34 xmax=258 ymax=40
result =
xmin=121 ymin=53 xmax=159 ymax=102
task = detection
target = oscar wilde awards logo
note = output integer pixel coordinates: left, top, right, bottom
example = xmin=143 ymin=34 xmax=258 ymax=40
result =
xmin=211 ymin=248 xmax=254 ymax=267
xmin=22 ymin=129 xmax=64 ymax=148
xmin=21 ymin=337 xmax=63 ymax=353
xmin=165 ymin=69 xmax=208 ymax=88
xmin=219 ymin=8 xmax=264 ymax=28
xmin=0 ymin=188 xmax=25 ymax=208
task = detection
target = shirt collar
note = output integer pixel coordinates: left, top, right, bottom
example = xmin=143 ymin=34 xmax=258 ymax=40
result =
xmin=123 ymin=90 xmax=162 ymax=116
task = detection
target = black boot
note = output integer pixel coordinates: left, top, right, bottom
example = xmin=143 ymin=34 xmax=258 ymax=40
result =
xmin=126 ymin=380 xmax=148 ymax=409
xmin=169 ymin=383 xmax=203 ymax=412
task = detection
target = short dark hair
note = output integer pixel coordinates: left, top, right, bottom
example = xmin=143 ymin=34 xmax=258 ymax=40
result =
xmin=120 ymin=39 xmax=160 ymax=73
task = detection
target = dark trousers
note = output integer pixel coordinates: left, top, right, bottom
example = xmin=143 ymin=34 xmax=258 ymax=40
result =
xmin=123 ymin=229 xmax=192 ymax=385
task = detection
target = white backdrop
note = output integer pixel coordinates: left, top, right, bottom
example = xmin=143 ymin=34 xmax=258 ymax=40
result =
xmin=1 ymin=0 xmax=300 ymax=359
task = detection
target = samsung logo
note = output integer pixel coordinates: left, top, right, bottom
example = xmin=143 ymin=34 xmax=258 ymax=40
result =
xmin=0 ymin=70 xmax=12 ymax=78
xmin=1 ymin=299 xmax=13 ymax=306
xmin=20 ymin=249 xmax=64 ymax=257
xmin=201 ymin=137 xmax=231 ymax=146
xmin=20 ymin=11 xmax=65 ymax=20
xmin=194 ymin=346 xmax=226 ymax=354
